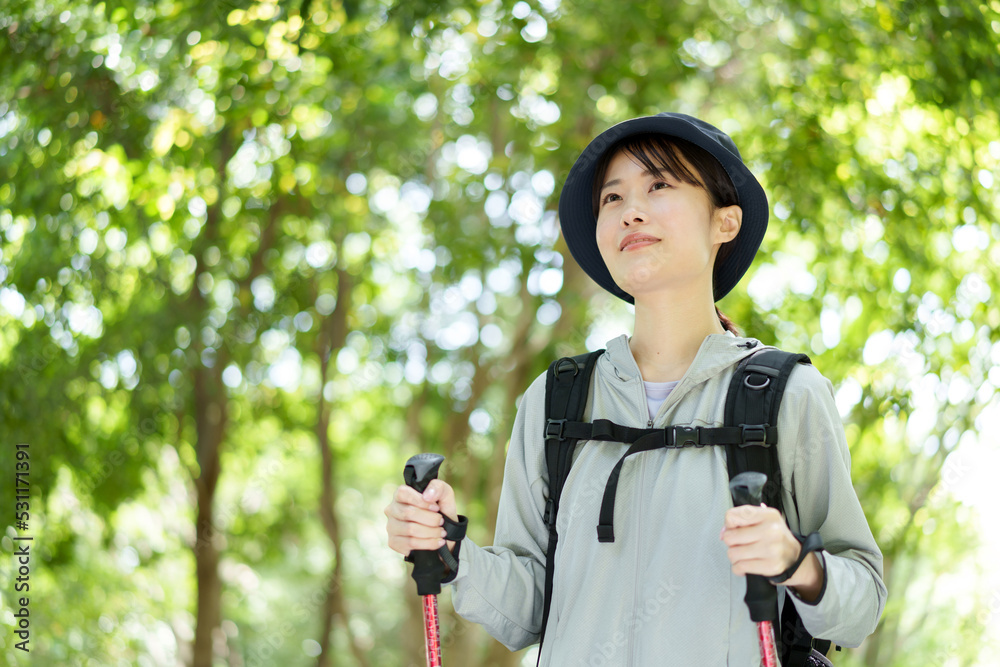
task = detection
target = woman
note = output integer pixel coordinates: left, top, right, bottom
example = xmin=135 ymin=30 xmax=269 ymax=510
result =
xmin=385 ymin=112 xmax=886 ymax=664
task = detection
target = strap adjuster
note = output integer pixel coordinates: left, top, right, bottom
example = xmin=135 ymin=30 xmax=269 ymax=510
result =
xmin=553 ymin=357 xmax=580 ymax=378
xmin=545 ymin=419 xmax=568 ymax=442
xmin=675 ymin=425 xmax=700 ymax=447
xmin=739 ymin=424 xmax=768 ymax=447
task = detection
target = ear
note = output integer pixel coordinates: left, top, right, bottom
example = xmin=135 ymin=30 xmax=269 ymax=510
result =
xmin=713 ymin=204 xmax=742 ymax=244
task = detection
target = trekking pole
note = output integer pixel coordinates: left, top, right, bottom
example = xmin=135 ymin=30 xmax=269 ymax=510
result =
xmin=729 ymin=471 xmax=779 ymax=667
xmin=404 ymin=453 xmax=448 ymax=667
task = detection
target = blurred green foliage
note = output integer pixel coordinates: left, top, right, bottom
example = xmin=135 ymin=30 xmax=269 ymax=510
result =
xmin=1 ymin=0 xmax=999 ymax=665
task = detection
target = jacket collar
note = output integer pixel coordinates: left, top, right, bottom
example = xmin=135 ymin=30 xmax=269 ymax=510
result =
xmin=601 ymin=332 xmax=763 ymax=388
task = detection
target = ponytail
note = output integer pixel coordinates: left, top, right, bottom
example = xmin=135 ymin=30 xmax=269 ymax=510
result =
xmin=716 ymin=306 xmax=740 ymax=336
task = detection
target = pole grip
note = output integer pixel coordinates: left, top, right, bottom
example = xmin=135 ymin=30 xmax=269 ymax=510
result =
xmin=729 ymin=472 xmax=778 ymax=623
xmin=405 ymin=453 xmax=445 ymax=493
xmin=405 ymin=453 xmax=447 ymax=596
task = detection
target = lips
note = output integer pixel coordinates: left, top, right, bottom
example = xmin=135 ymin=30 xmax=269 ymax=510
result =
xmin=619 ymin=233 xmax=660 ymax=251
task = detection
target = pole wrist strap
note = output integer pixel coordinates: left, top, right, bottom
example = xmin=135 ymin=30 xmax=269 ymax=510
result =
xmin=767 ymin=531 xmax=824 ymax=584
xmin=439 ymin=514 xmax=467 ymax=582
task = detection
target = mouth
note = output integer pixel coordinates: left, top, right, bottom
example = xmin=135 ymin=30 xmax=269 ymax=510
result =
xmin=619 ymin=233 xmax=660 ymax=251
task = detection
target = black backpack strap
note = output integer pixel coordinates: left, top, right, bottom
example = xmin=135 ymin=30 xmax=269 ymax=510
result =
xmin=538 ymin=350 xmax=604 ymax=652
xmin=555 ymin=419 xmax=776 ymax=449
xmin=781 ymin=595 xmax=833 ymax=664
xmin=725 ymin=348 xmax=809 ymax=512
xmin=592 ymin=423 xmax=776 ymax=543
xmin=725 ymin=347 xmax=826 ymax=666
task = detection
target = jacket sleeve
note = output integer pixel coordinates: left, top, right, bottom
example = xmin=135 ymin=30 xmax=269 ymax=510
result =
xmin=446 ymin=371 xmax=550 ymax=651
xmin=776 ymin=363 xmax=888 ymax=646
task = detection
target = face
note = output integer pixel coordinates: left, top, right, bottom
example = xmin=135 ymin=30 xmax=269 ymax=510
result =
xmin=594 ymin=149 xmax=741 ymax=300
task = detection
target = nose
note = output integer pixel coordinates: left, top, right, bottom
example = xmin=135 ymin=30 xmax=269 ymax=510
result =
xmin=621 ymin=203 xmax=646 ymax=227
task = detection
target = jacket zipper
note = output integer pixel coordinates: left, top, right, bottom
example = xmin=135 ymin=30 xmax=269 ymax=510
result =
xmin=626 ymin=448 xmax=647 ymax=665
xmin=628 ymin=383 xmax=652 ymax=665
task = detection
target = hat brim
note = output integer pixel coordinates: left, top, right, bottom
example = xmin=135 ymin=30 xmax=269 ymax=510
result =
xmin=557 ymin=113 xmax=768 ymax=303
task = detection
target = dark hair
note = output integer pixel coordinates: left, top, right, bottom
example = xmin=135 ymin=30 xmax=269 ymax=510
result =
xmin=591 ymin=134 xmax=741 ymax=335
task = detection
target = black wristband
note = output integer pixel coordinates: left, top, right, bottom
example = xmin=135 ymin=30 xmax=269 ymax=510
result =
xmin=442 ymin=514 xmax=468 ymax=542
xmin=767 ymin=531 xmax=824 ymax=584
xmin=438 ymin=514 xmax=468 ymax=582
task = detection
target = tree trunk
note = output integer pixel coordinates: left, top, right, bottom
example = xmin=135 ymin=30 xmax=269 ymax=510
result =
xmin=443 ymin=606 xmax=480 ymax=666
xmin=401 ymin=581 xmax=424 ymax=667
xmin=314 ymin=270 xmax=370 ymax=667
xmin=192 ymin=364 xmax=227 ymax=667
xmin=190 ymin=130 xmax=234 ymax=667
xmin=474 ymin=254 xmax=594 ymax=664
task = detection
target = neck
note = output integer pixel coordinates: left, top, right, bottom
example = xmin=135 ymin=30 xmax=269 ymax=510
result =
xmin=629 ymin=285 xmax=725 ymax=382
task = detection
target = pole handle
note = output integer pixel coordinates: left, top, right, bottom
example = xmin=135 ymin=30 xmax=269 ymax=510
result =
xmin=728 ymin=472 xmax=778 ymax=623
xmin=729 ymin=471 xmax=767 ymax=506
xmin=405 ymin=453 xmax=445 ymax=493
xmin=404 ymin=453 xmax=447 ymax=596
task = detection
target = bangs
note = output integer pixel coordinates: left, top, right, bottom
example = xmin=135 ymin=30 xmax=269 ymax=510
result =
xmin=620 ymin=137 xmax=705 ymax=189
xmin=591 ymin=134 xmax=737 ymax=220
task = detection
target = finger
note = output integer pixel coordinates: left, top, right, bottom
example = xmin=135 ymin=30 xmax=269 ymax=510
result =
xmin=385 ymin=517 xmax=448 ymax=557
xmin=386 ymin=501 xmax=446 ymax=528
xmin=730 ymin=557 xmax=780 ymax=577
xmin=720 ymin=523 xmax=768 ymax=548
xmin=422 ymin=479 xmax=459 ymax=522
xmin=726 ymin=537 xmax=791 ymax=572
xmin=395 ymin=484 xmax=434 ymax=509
xmin=725 ymin=540 xmax=770 ymax=564
xmin=387 ymin=533 xmax=447 ymax=557
xmin=723 ymin=505 xmax=764 ymax=530
xmin=387 ymin=516 xmax=448 ymax=541
xmin=723 ymin=504 xmax=780 ymax=530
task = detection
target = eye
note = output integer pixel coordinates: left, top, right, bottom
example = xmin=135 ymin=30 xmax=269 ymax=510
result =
xmin=601 ymin=192 xmax=622 ymax=206
xmin=651 ymin=180 xmax=671 ymax=191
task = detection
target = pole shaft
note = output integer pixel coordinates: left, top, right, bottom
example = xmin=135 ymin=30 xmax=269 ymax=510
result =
xmin=423 ymin=594 xmax=442 ymax=667
xmin=757 ymin=620 xmax=778 ymax=667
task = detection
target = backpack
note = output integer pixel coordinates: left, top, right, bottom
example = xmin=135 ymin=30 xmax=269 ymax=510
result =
xmin=539 ymin=343 xmax=834 ymax=666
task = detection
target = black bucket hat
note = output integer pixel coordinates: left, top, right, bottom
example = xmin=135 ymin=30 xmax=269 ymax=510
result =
xmin=557 ymin=112 xmax=768 ymax=303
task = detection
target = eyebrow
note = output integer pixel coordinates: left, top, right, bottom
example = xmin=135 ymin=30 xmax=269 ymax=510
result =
xmin=600 ymin=169 xmax=663 ymax=192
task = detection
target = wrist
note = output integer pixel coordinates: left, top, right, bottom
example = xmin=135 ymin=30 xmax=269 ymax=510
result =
xmin=784 ymin=552 xmax=824 ymax=602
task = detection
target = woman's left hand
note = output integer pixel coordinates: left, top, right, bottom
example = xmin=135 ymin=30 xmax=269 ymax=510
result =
xmin=721 ymin=504 xmax=824 ymax=602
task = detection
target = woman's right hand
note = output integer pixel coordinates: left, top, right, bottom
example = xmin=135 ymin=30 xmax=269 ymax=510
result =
xmin=385 ymin=479 xmax=460 ymax=557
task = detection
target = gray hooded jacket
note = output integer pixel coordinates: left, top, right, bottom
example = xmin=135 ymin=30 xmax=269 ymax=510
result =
xmin=449 ymin=334 xmax=886 ymax=666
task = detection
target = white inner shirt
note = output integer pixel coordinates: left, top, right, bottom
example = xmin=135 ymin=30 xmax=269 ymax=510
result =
xmin=643 ymin=380 xmax=679 ymax=422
